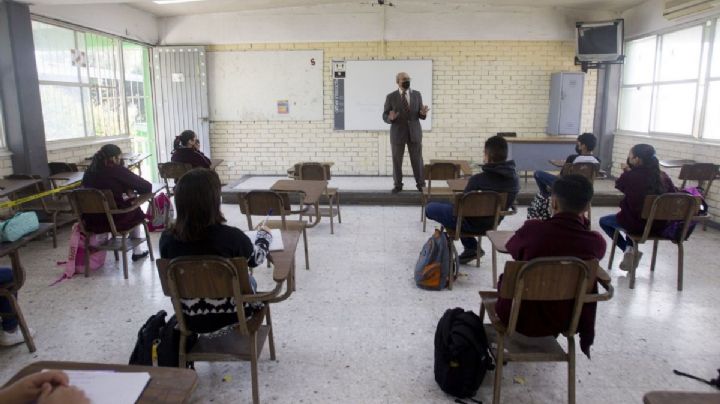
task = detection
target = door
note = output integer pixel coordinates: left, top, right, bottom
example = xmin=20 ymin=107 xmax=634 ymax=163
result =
xmin=151 ymin=46 xmax=209 ymax=163
xmin=558 ymin=72 xmax=584 ymax=135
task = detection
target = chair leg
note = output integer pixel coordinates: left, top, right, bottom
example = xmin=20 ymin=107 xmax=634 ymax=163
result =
xmin=476 ymin=237 xmax=481 ymax=268
xmin=568 ymin=335 xmax=576 ymax=404
xmin=113 ymin=250 xmax=119 ymax=261
xmin=491 ymin=246 xmax=498 ymax=288
xmin=7 ymin=294 xmax=36 ymax=353
xmin=422 ymin=197 xmax=427 ymax=232
xmin=266 ymin=306 xmax=276 ymax=360
xmin=677 ymin=242 xmax=684 ymax=291
xmin=250 ymin=332 xmax=260 ymax=404
xmin=492 ymin=336 xmax=505 ymax=404
xmin=143 ymin=222 xmax=155 ymax=261
xmin=52 ymin=212 xmax=58 ymax=249
xmin=84 ymin=236 xmax=91 ymax=278
xmin=336 ymin=192 xmax=342 ymax=223
xmin=121 ymin=236 xmax=129 ymax=279
xmin=650 ymin=240 xmax=659 ymax=272
xmin=328 ymin=193 xmax=334 ymax=235
xmin=629 ymin=246 xmax=639 ymax=289
xmin=608 ymin=229 xmax=619 ymax=270
xmin=302 ymin=228 xmax=310 ymax=270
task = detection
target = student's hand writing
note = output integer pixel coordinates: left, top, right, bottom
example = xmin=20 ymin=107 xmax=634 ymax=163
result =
xmin=37 ymin=384 xmax=89 ymax=404
xmin=0 ymin=370 xmax=70 ymax=403
xmin=388 ymin=110 xmax=398 ymax=121
xmin=255 ymin=224 xmax=272 ymax=234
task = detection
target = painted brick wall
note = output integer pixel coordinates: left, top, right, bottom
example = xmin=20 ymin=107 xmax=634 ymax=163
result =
xmin=612 ymin=133 xmax=720 ymax=214
xmin=208 ymin=40 xmax=597 ymax=181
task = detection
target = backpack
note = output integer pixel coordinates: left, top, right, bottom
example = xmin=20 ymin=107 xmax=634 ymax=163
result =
xmin=52 ymin=223 xmax=108 ymax=284
xmin=129 ymin=310 xmax=196 ymax=368
xmin=434 ymin=308 xmax=495 ymax=398
xmin=661 ymin=187 xmax=709 ymax=241
xmin=415 ymin=229 xmax=457 ymax=290
xmin=527 ymin=192 xmax=552 ymax=221
xmin=145 ymin=192 xmax=174 ymax=232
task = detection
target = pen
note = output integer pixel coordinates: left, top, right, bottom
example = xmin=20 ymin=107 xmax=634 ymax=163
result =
xmin=261 ymin=209 xmax=273 ymax=227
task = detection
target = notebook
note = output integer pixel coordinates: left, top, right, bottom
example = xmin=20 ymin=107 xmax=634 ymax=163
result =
xmin=244 ymin=228 xmax=284 ymax=251
xmin=59 ymin=370 xmax=151 ymax=404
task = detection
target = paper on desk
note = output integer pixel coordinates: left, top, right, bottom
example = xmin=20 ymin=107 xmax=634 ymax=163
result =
xmin=245 ymin=228 xmax=284 ymax=251
xmin=63 ymin=370 xmax=151 ymax=404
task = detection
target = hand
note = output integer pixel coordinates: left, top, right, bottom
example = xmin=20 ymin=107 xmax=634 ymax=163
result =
xmin=420 ymin=105 xmax=430 ymax=115
xmin=37 ymin=384 xmax=90 ymax=404
xmin=621 ymin=163 xmax=631 ymax=173
xmin=388 ymin=110 xmax=398 ymax=121
xmin=0 ymin=371 xmax=69 ymax=403
xmin=255 ymin=223 xmax=272 ymax=234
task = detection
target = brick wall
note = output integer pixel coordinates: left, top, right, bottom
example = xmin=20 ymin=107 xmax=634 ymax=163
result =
xmin=208 ymin=40 xmax=597 ymax=181
xmin=612 ymin=133 xmax=720 ymax=215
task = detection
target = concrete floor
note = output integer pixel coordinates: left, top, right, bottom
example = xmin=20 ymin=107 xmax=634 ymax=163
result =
xmin=1 ymin=204 xmax=719 ymax=403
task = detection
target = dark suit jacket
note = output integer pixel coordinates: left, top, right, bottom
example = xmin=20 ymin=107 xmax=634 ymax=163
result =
xmin=382 ymin=89 xmax=427 ymax=145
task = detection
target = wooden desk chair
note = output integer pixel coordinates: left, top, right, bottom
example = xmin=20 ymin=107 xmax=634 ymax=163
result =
xmin=0 ymin=252 xmax=36 ymax=352
xmin=479 ymin=258 xmax=613 ymax=404
xmin=66 ymin=189 xmax=154 ymax=279
xmin=48 ymin=162 xmax=79 ymax=175
xmin=607 ymin=193 xmax=699 ymax=290
xmin=296 ymin=162 xmax=341 ymax=234
xmin=158 ymin=162 xmax=192 ymax=197
xmin=240 ymin=190 xmax=310 ymax=270
xmin=444 ymin=191 xmax=505 ymax=288
xmin=4 ymin=174 xmax=74 ymax=249
xmin=422 ymin=162 xmax=461 ymax=232
xmin=679 ymin=163 xmax=718 ymax=230
xmin=561 ymin=163 xmax=599 ymax=222
xmin=156 ymin=256 xmax=281 ymax=404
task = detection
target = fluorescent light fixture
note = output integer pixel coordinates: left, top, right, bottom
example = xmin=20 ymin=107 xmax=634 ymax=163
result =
xmin=153 ymin=0 xmax=204 ymax=4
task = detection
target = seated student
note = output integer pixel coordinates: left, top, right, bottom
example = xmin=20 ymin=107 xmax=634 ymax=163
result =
xmin=499 ymin=174 xmax=605 ymax=357
xmin=0 ymin=370 xmax=88 ymax=403
xmin=0 ymin=267 xmax=35 ymax=347
xmin=82 ymin=144 xmax=151 ymax=261
xmin=171 ymin=130 xmax=212 ymax=169
xmin=599 ymin=144 xmax=676 ymax=271
xmin=159 ymin=168 xmax=272 ymax=333
xmin=425 ymin=135 xmax=520 ymax=264
xmin=534 ymin=132 xmax=600 ymax=197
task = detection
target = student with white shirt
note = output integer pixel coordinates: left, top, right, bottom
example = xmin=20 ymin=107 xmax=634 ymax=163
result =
xmin=534 ymin=132 xmax=600 ymax=197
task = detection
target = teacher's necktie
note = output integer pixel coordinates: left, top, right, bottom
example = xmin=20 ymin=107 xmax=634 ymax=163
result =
xmin=401 ymin=90 xmax=410 ymax=113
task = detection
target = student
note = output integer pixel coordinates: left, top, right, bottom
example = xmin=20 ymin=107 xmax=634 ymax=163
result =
xmin=159 ymin=168 xmax=272 ymax=333
xmin=500 ymin=174 xmax=605 ymax=357
xmin=534 ymin=132 xmax=600 ymax=197
xmin=599 ymin=144 xmax=676 ymax=271
xmin=171 ymin=130 xmax=212 ymax=169
xmin=0 ymin=370 xmax=88 ymax=403
xmin=0 ymin=267 xmax=34 ymax=346
xmin=82 ymin=144 xmax=151 ymax=261
xmin=425 ymin=135 xmax=520 ymax=264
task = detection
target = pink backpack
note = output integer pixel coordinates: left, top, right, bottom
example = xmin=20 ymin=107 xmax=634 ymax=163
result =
xmin=146 ymin=192 xmax=174 ymax=232
xmin=54 ymin=223 xmax=108 ymax=283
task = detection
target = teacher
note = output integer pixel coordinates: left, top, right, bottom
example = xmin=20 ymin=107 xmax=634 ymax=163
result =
xmin=383 ymin=72 xmax=430 ymax=193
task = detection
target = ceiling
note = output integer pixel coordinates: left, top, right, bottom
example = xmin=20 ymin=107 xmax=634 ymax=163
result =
xmin=25 ymin=0 xmax=647 ymax=17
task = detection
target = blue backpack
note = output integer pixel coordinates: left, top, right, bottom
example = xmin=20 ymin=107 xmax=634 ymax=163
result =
xmin=415 ymin=229 xmax=457 ymax=290
xmin=661 ymin=187 xmax=708 ymax=241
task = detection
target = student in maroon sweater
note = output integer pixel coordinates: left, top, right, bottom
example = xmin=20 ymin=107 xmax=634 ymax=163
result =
xmin=82 ymin=144 xmax=151 ymax=261
xmin=498 ymin=174 xmax=606 ymax=357
xmin=171 ymin=130 xmax=212 ymax=169
xmin=599 ymin=144 xmax=676 ymax=271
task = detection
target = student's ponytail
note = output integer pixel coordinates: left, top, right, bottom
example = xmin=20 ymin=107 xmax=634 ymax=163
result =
xmin=174 ymin=130 xmax=196 ymax=151
xmin=631 ymin=144 xmax=666 ymax=195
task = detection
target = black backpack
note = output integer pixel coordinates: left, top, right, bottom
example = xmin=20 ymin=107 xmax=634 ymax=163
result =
xmin=434 ymin=308 xmax=495 ymax=398
xmin=129 ymin=310 xmax=197 ymax=368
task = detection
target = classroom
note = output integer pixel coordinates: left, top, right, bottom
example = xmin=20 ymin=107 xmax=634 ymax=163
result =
xmin=0 ymin=0 xmax=719 ymax=402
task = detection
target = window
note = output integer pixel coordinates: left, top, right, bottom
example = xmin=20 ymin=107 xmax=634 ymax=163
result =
xmin=32 ymin=20 xmax=127 ymax=141
xmin=619 ymin=21 xmax=720 ymax=140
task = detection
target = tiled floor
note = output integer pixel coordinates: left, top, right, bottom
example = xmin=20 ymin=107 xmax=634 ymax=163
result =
xmin=1 ymin=205 xmax=719 ymax=403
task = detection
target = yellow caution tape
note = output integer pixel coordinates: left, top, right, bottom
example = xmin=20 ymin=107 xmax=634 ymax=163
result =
xmin=0 ymin=182 xmax=80 ymax=209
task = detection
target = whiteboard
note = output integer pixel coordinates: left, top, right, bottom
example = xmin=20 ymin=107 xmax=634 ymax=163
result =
xmin=344 ymin=60 xmax=432 ymax=131
xmin=208 ymin=50 xmax=323 ymax=121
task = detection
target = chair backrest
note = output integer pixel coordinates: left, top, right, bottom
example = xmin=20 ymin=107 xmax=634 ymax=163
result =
xmin=453 ymin=191 xmax=506 ymax=233
xmin=48 ymin=162 xmax=79 ymax=175
xmin=499 ymin=257 xmax=597 ymax=337
xmin=67 ymin=188 xmax=120 ymax=234
xmin=496 ymin=132 xmax=517 ymax=137
xmin=424 ymin=162 xmax=460 ymax=182
xmin=296 ymin=162 xmax=330 ymax=180
xmin=156 ymin=256 xmax=254 ymax=335
xmin=639 ymin=193 xmax=699 ymax=241
xmin=561 ymin=162 xmax=599 ymax=183
xmin=679 ymin=163 xmax=719 ymax=194
xmin=239 ymin=190 xmax=291 ymax=229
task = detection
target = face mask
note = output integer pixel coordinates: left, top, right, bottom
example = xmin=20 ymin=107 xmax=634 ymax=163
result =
xmin=401 ymin=81 xmax=410 ymax=89
xmin=575 ymin=145 xmax=582 ymax=155
xmin=626 ymin=157 xmax=634 ymax=168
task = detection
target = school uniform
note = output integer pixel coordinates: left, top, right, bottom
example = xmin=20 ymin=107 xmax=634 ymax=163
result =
xmin=81 ymin=165 xmax=151 ymax=233
xmin=171 ymin=147 xmax=212 ymax=168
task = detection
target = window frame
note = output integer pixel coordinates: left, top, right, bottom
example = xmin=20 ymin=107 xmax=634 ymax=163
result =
xmin=619 ymin=17 xmax=720 ymax=142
